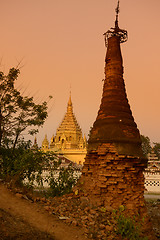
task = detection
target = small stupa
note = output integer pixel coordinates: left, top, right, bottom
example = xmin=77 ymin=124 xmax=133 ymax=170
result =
xmin=31 ymin=137 xmax=38 ymax=150
xmin=42 ymin=134 xmax=49 ymax=150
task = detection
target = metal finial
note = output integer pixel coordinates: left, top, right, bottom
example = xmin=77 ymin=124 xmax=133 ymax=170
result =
xmin=115 ymin=0 xmax=120 ymax=29
xmin=116 ymin=0 xmax=120 ymax=16
xmin=103 ymin=0 xmax=128 ymax=47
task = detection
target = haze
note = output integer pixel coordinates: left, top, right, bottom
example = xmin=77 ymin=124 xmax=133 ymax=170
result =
xmin=1 ymin=0 xmax=160 ymax=146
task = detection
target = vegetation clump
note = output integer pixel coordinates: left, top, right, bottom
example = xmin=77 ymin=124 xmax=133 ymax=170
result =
xmin=0 ymin=67 xmax=78 ymax=197
xmin=0 ymin=144 xmax=78 ymax=196
xmin=113 ymin=206 xmax=148 ymax=240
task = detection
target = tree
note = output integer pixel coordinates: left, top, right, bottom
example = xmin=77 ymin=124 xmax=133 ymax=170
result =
xmin=153 ymin=142 xmax=160 ymax=160
xmin=0 ymin=67 xmax=78 ymax=194
xmin=0 ymin=141 xmax=55 ymax=187
xmin=0 ymin=67 xmax=51 ymax=149
xmin=140 ymin=135 xmax=152 ymax=157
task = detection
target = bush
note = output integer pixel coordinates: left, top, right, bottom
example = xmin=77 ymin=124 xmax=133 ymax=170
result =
xmin=0 ymin=142 xmax=49 ymax=186
xmin=48 ymin=163 xmax=77 ymax=196
xmin=113 ymin=206 xmax=148 ymax=240
xmin=0 ymin=142 xmax=79 ymax=196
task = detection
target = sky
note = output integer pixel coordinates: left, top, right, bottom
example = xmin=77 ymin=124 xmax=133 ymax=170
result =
xmin=0 ymin=0 xmax=160 ymax=146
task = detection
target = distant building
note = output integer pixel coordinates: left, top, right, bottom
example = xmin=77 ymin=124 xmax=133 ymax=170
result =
xmin=144 ymin=150 xmax=160 ymax=193
xmin=32 ymin=137 xmax=38 ymax=150
xmin=41 ymin=94 xmax=87 ymax=165
xmin=27 ymin=154 xmax=82 ymax=188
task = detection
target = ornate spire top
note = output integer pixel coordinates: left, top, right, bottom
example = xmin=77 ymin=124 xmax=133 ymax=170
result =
xmin=42 ymin=134 xmax=49 ymax=149
xmin=43 ymin=134 xmax=49 ymax=144
xmin=57 ymin=94 xmax=82 ymax=134
xmin=104 ymin=0 xmax=128 ymax=47
xmin=68 ymin=91 xmax=72 ymax=107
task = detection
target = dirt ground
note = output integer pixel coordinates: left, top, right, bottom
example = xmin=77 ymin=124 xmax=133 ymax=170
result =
xmin=146 ymin=200 xmax=160 ymax=239
xmin=0 ymin=208 xmax=55 ymax=240
xmin=0 ymin=182 xmax=88 ymax=240
xmin=0 ymin=182 xmax=160 ymax=240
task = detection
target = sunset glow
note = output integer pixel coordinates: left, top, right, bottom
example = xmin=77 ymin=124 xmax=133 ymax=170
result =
xmin=1 ymin=0 xmax=160 ymax=146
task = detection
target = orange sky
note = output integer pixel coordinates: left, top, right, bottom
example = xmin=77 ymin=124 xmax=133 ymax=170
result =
xmin=1 ymin=0 xmax=160 ymax=146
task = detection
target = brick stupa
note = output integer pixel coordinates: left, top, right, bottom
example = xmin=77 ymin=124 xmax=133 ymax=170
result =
xmin=79 ymin=2 xmax=148 ymax=215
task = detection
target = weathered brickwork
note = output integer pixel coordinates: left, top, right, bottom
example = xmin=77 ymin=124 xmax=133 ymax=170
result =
xmin=81 ymin=143 xmax=147 ymax=214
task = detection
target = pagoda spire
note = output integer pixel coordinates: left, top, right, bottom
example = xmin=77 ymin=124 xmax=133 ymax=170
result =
xmin=57 ymin=94 xmax=81 ymax=133
xmin=68 ymin=90 xmax=72 ymax=106
xmin=104 ymin=0 xmax=127 ymax=47
xmin=67 ymin=91 xmax=73 ymax=115
xmin=89 ymin=1 xmax=143 ymax=157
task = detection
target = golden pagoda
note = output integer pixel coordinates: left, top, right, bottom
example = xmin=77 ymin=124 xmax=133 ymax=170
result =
xmin=42 ymin=134 xmax=49 ymax=150
xmin=41 ymin=94 xmax=87 ymax=165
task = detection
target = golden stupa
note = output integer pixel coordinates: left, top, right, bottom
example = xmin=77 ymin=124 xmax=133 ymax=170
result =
xmin=41 ymin=94 xmax=87 ymax=165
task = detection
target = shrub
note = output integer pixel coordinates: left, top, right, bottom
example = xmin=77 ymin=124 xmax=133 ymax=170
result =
xmin=113 ymin=207 xmax=148 ymax=240
xmin=0 ymin=142 xmax=79 ymax=196
xmin=0 ymin=142 xmax=50 ymax=187
xmin=48 ymin=163 xmax=78 ymax=196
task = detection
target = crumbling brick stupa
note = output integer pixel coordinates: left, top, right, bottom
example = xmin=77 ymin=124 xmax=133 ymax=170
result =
xmin=75 ymin=1 xmax=155 ymax=235
xmin=81 ymin=31 xmax=147 ymax=213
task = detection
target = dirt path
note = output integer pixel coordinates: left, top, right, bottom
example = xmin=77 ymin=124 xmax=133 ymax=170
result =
xmin=0 ymin=183 xmax=88 ymax=240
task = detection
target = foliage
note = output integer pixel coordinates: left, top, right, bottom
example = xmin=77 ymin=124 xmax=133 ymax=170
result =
xmin=113 ymin=207 xmax=148 ymax=240
xmin=48 ymin=163 xmax=78 ymax=196
xmin=140 ymin=135 xmax=160 ymax=159
xmin=0 ymin=144 xmax=78 ymax=196
xmin=115 ymin=214 xmax=147 ymax=240
xmin=141 ymin=135 xmax=152 ymax=157
xmin=153 ymin=142 xmax=160 ymax=160
xmin=0 ymin=142 xmax=50 ymax=186
xmin=0 ymin=67 xmax=50 ymax=149
xmin=88 ymin=127 xmax=93 ymax=138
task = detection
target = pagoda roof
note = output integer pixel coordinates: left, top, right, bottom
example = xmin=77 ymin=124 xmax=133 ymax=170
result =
xmin=56 ymin=95 xmax=82 ymax=134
